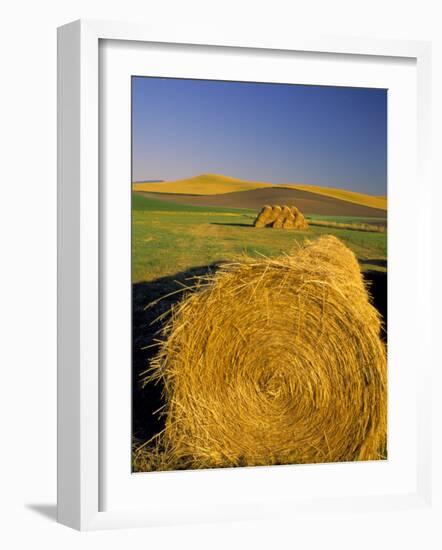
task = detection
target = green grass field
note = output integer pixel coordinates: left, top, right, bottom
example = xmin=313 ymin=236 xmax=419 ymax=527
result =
xmin=132 ymin=193 xmax=387 ymax=283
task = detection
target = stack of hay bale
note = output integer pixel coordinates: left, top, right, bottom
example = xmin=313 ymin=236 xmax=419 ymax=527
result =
xmin=254 ymin=204 xmax=308 ymax=229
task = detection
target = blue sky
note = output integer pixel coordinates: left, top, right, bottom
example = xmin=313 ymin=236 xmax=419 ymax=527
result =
xmin=132 ymin=77 xmax=387 ymax=195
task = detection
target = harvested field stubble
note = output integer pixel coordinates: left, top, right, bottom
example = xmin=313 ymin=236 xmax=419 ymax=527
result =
xmin=308 ymin=218 xmax=386 ymax=233
xmin=134 ymin=236 xmax=387 ymax=472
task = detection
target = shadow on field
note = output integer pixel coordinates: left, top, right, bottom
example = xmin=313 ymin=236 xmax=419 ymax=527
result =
xmin=133 ymin=263 xmax=387 ymax=443
xmin=210 ymin=222 xmax=252 ymax=227
xmin=132 ymin=264 xmax=222 ymax=442
xmin=363 ymin=267 xmax=387 ymax=341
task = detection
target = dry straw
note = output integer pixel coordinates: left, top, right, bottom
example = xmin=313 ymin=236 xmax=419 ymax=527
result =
xmin=134 ymin=236 xmax=387 ymax=472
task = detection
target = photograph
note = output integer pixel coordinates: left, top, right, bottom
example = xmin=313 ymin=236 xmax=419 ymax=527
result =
xmin=131 ymin=76 xmax=388 ymax=473
xmin=1 ymin=0 xmax=434 ymax=541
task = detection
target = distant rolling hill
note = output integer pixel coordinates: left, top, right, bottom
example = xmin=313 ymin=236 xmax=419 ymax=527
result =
xmin=134 ymin=174 xmax=270 ymax=195
xmin=136 ymin=187 xmax=387 ymax=218
xmin=133 ymin=173 xmax=387 ymax=212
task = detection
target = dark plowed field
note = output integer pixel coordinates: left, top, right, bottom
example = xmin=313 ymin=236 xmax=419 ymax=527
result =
xmin=138 ymin=187 xmax=387 ymax=218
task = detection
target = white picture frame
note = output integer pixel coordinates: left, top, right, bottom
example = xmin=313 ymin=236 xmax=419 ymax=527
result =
xmin=57 ymin=19 xmax=433 ymax=531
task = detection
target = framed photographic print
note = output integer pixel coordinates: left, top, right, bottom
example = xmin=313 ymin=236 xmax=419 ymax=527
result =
xmin=57 ymin=19 xmax=433 ymax=530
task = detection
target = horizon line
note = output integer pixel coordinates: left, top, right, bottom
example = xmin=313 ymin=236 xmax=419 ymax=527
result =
xmin=131 ymin=172 xmax=385 ymax=197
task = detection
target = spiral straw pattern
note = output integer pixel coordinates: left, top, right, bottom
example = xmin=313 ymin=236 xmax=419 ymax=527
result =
xmin=135 ymin=236 xmax=387 ymax=471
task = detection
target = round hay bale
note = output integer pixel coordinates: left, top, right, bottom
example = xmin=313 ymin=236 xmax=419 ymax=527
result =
xmin=282 ymin=209 xmax=296 ymax=228
xmin=282 ymin=217 xmax=295 ymax=229
xmin=268 ymin=205 xmax=282 ymax=224
xmin=272 ymin=208 xmax=286 ymax=228
xmin=290 ymin=205 xmax=308 ymax=229
xmin=141 ymin=236 xmax=387 ymax=470
xmin=294 ymin=214 xmax=308 ymax=230
xmin=253 ymin=205 xmax=272 ymax=227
